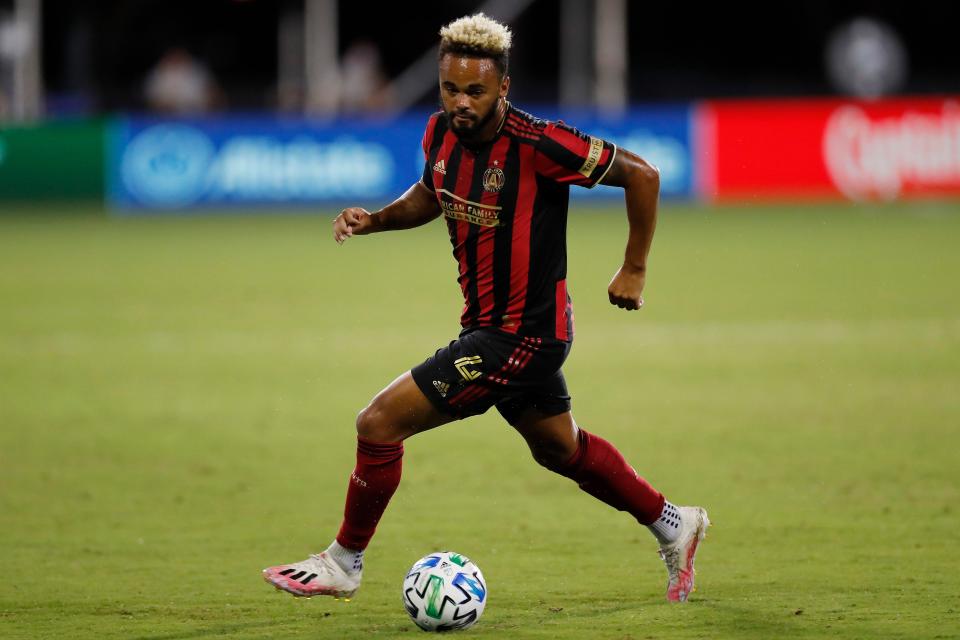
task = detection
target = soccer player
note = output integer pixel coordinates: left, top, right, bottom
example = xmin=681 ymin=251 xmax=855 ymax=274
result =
xmin=263 ymin=13 xmax=709 ymax=603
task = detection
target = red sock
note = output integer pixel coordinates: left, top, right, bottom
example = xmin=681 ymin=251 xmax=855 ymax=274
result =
xmin=335 ymin=436 xmax=403 ymax=551
xmin=559 ymin=429 xmax=664 ymax=525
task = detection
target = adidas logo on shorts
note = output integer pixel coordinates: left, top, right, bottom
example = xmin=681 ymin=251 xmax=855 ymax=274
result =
xmin=433 ymin=380 xmax=450 ymax=397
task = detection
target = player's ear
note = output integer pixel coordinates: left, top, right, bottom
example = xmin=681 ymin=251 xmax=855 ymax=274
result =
xmin=499 ymin=75 xmax=510 ymax=99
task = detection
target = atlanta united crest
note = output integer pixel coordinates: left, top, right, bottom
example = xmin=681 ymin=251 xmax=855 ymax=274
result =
xmin=482 ymin=166 xmax=505 ymax=193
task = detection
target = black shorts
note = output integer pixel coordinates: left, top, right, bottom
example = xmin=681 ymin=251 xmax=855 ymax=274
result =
xmin=411 ymin=328 xmax=572 ymax=426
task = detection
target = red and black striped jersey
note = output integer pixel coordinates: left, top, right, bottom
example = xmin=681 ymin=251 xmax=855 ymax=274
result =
xmin=419 ymin=103 xmax=617 ymax=342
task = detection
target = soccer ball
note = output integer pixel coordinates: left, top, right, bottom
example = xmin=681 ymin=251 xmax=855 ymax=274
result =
xmin=402 ymin=551 xmax=487 ymax=631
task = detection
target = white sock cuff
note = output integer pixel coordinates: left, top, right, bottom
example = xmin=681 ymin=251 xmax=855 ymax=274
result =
xmin=647 ymin=500 xmax=682 ymax=545
xmin=326 ymin=540 xmax=364 ymax=575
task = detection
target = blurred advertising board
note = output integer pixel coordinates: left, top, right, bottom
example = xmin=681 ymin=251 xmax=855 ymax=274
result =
xmin=698 ymin=97 xmax=960 ymax=201
xmin=107 ymin=107 xmax=695 ymax=211
xmin=107 ymin=116 xmax=420 ymax=210
xmin=0 ymin=119 xmax=105 ymax=200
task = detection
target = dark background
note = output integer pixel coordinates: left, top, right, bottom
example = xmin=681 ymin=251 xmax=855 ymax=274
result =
xmin=29 ymin=0 xmax=960 ymax=113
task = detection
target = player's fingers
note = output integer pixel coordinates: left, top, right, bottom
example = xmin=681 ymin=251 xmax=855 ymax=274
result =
xmin=612 ymin=296 xmax=640 ymax=310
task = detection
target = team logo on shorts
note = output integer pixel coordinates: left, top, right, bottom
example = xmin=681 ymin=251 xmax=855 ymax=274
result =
xmin=454 ymin=355 xmax=484 ymax=381
xmin=482 ymin=166 xmax=505 ymax=193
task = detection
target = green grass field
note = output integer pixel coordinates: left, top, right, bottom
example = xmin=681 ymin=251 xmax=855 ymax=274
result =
xmin=1 ymin=201 xmax=958 ymax=639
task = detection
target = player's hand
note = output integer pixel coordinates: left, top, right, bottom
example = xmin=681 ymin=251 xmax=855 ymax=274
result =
xmin=607 ymin=264 xmax=646 ymax=311
xmin=333 ymin=207 xmax=375 ymax=244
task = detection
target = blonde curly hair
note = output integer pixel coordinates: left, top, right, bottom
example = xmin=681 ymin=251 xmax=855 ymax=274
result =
xmin=439 ymin=13 xmax=512 ymax=77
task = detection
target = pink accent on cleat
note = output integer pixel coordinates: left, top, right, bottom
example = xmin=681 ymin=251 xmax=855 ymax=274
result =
xmin=659 ymin=506 xmax=709 ymax=603
xmin=262 ymin=552 xmax=361 ymax=599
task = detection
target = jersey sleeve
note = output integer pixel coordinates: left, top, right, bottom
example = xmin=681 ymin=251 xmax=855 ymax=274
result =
xmin=534 ymin=121 xmax=617 ymax=188
xmin=419 ymin=114 xmax=442 ymax=193
xmin=420 ymin=158 xmax=435 ymax=192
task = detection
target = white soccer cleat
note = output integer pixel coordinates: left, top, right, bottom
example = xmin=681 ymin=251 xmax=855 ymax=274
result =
xmin=262 ymin=552 xmax=361 ymax=599
xmin=658 ymin=506 xmax=710 ymax=603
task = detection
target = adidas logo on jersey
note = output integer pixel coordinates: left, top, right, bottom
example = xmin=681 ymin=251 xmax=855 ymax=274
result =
xmin=433 ymin=380 xmax=450 ymax=397
xmin=433 ymin=159 xmax=447 ymax=175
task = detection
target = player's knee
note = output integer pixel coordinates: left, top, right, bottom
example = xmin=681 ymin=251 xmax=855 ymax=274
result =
xmin=529 ymin=443 xmax=571 ymax=474
xmin=355 ymin=402 xmax=391 ymax=441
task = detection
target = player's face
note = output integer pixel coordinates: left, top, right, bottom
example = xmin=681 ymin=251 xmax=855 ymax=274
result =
xmin=439 ymin=54 xmax=509 ymax=140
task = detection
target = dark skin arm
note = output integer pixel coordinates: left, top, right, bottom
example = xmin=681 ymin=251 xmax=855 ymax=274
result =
xmin=333 ymin=180 xmax=442 ymax=243
xmin=598 ymin=147 xmax=661 ymax=310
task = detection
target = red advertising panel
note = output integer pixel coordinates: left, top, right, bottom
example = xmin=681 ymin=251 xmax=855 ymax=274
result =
xmin=696 ymin=97 xmax=960 ymax=201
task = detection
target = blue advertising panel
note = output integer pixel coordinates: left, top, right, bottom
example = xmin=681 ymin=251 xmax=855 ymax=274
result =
xmin=108 ymin=106 xmax=693 ymax=211
xmin=107 ymin=115 xmax=426 ymax=211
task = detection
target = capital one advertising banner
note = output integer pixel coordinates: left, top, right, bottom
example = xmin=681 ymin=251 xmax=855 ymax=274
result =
xmin=107 ymin=108 xmax=695 ymax=211
xmin=699 ymin=97 xmax=960 ymax=201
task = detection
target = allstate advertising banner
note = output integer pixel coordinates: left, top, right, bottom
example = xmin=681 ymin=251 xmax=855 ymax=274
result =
xmin=698 ymin=97 xmax=960 ymax=201
xmin=108 ymin=108 xmax=695 ymax=210
xmin=108 ymin=116 xmax=423 ymax=210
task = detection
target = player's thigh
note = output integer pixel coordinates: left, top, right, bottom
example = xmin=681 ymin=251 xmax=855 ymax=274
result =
xmin=358 ymin=371 xmax=456 ymax=442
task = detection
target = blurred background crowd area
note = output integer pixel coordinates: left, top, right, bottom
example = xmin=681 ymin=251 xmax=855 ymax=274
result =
xmin=2 ymin=0 xmax=959 ymax=209
xmin=1 ymin=0 xmax=958 ymax=121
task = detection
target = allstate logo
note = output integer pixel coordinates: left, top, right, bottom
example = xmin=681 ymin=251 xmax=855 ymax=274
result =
xmin=121 ymin=124 xmax=215 ymax=207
